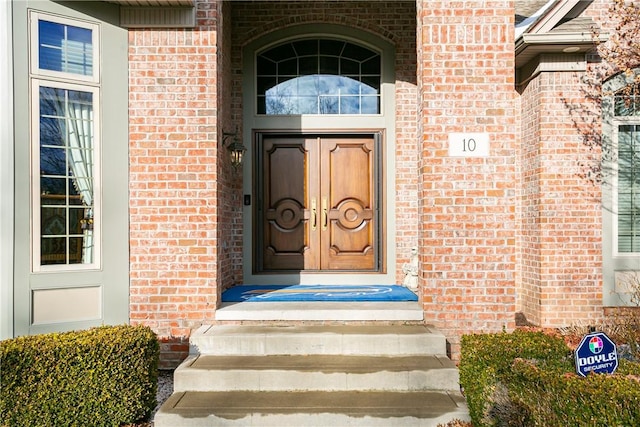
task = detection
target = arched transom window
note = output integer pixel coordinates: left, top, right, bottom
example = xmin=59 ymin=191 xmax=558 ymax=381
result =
xmin=615 ymin=83 xmax=640 ymax=116
xmin=256 ymin=38 xmax=381 ymax=115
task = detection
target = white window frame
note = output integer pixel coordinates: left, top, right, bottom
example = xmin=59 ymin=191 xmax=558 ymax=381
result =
xmin=30 ymin=12 xmax=101 ymax=272
xmin=254 ymin=35 xmax=385 ymax=117
xmin=31 ymin=79 xmax=101 ymax=272
xmin=612 ymin=118 xmax=640 ymax=257
xmin=29 ymin=11 xmax=100 ymax=84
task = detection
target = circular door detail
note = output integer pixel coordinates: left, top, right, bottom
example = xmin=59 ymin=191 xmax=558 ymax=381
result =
xmin=335 ymin=199 xmax=371 ymax=230
xmin=272 ymin=199 xmax=304 ymax=230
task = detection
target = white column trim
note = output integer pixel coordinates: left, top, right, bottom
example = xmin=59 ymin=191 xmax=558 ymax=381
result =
xmin=0 ymin=0 xmax=14 ymax=339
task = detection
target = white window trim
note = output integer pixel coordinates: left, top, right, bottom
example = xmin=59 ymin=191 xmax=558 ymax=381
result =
xmin=29 ymin=11 xmax=101 ymax=273
xmin=29 ymin=11 xmax=100 ymax=84
xmin=254 ymin=34 xmax=385 ymax=118
xmin=612 ymin=117 xmax=640 ymax=257
xmin=1 ymin=0 xmax=15 ymax=339
xmin=30 ymin=79 xmax=102 ymax=273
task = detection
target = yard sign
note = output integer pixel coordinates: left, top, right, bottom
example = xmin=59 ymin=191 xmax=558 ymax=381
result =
xmin=574 ymin=332 xmax=618 ymax=377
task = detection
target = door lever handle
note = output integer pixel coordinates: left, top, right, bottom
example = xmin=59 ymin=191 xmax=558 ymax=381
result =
xmin=322 ymin=197 xmax=328 ymax=230
xmin=311 ymin=198 xmax=317 ymax=230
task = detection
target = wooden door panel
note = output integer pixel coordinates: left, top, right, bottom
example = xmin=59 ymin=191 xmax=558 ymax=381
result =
xmin=261 ymin=138 xmax=319 ymax=270
xmin=257 ymin=133 xmax=378 ymax=272
xmin=321 ymin=138 xmax=376 ymax=270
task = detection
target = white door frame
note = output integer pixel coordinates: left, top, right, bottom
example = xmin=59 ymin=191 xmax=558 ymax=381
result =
xmin=241 ymin=24 xmax=397 ymax=285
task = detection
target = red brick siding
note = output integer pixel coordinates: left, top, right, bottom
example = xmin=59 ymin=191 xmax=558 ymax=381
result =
xmin=418 ymin=0 xmax=517 ymax=358
xmin=516 ymin=0 xmax=612 ymax=328
xmin=518 ymin=72 xmax=543 ymax=326
xmin=129 ymin=1 xmax=226 ymax=368
xmin=229 ymin=1 xmax=419 ymax=281
xmin=129 ymin=0 xmax=419 ymax=367
xmin=518 ymin=70 xmax=603 ymax=327
xmin=124 ymin=0 xmax=622 ymax=367
xmin=216 ymin=0 xmax=241 ymax=292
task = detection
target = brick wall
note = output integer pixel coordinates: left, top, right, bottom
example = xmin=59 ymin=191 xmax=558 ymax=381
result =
xmin=216 ymin=1 xmax=241 ymax=292
xmin=128 ymin=0 xmax=419 ymax=367
xmin=417 ymin=0 xmax=517 ymax=358
xmin=518 ymin=69 xmax=603 ymax=328
xmin=518 ymin=72 xmax=543 ymax=325
xmin=129 ymin=1 xmax=226 ymax=369
xmin=126 ymin=0 xmax=620 ymax=367
xmin=229 ymin=1 xmax=419 ymax=281
xmin=516 ymin=0 xmax=612 ymax=328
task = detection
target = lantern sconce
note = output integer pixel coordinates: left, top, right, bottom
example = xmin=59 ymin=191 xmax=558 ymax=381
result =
xmin=222 ymin=127 xmax=246 ymax=169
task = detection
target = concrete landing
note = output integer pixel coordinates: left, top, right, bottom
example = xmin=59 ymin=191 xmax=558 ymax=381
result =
xmin=215 ymin=301 xmax=424 ymax=321
xmin=189 ymin=324 xmax=447 ymax=356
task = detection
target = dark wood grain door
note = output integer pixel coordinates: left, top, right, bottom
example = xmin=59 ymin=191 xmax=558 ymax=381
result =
xmin=256 ymin=133 xmax=379 ymax=272
xmin=259 ymin=136 xmax=320 ymax=270
xmin=319 ymin=137 xmax=376 ymax=270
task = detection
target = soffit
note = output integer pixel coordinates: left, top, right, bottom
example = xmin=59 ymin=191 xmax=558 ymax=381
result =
xmin=515 ymin=0 xmax=601 ymax=70
xmin=104 ymin=0 xmax=194 ymax=6
xmin=102 ymin=0 xmax=196 ymax=27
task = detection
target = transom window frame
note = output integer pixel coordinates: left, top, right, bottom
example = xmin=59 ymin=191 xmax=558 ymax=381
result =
xmin=614 ymin=83 xmax=640 ymax=117
xmin=29 ymin=11 xmax=99 ymax=84
xmin=29 ymin=11 xmax=102 ymax=273
xmin=253 ymin=34 xmax=384 ymax=117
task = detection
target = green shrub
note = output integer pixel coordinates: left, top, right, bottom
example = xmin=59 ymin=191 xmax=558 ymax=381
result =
xmin=0 ymin=325 xmax=159 ymax=427
xmin=511 ymin=358 xmax=640 ymax=426
xmin=460 ymin=330 xmax=571 ymax=425
xmin=460 ymin=330 xmax=640 ymax=427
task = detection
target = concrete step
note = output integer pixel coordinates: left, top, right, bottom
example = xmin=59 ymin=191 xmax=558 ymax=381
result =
xmin=215 ymin=301 xmax=424 ymax=321
xmin=154 ymin=390 xmax=470 ymax=427
xmin=155 ymin=324 xmax=469 ymax=426
xmin=174 ymin=354 xmax=460 ymax=392
xmin=189 ymin=325 xmax=447 ymax=356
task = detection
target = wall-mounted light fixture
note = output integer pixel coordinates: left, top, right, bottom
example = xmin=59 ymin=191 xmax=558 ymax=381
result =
xmin=222 ymin=127 xmax=246 ymax=169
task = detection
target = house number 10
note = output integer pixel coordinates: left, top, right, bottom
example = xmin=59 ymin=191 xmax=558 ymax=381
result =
xmin=448 ymin=133 xmax=489 ymax=157
xmin=462 ymin=138 xmax=476 ymax=152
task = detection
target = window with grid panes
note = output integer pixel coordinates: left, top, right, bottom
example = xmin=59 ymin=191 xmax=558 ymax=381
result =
xmin=30 ymin=12 xmax=100 ymax=269
xmin=256 ymin=38 xmax=381 ymax=115
xmin=615 ymin=84 xmax=640 ymax=254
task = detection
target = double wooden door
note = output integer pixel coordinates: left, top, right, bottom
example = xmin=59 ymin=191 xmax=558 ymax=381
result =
xmin=255 ymin=133 xmax=381 ymax=272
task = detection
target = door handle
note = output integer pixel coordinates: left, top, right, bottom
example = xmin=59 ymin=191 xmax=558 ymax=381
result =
xmin=311 ymin=198 xmax=317 ymax=230
xmin=322 ymin=197 xmax=328 ymax=230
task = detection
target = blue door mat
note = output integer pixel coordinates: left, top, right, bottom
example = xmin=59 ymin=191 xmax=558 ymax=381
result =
xmin=221 ymin=284 xmax=418 ymax=302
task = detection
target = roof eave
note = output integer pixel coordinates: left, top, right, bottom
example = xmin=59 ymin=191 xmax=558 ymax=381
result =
xmin=515 ymin=31 xmax=608 ymax=68
xmin=522 ymin=31 xmax=603 ymax=45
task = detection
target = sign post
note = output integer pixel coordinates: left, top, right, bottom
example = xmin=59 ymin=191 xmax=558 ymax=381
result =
xmin=574 ymin=332 xmax=618 ymax=377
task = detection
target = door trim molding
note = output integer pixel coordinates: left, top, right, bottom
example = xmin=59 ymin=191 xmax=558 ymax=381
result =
xmin=253 ymin=130 xmax=385 ymax=275
xmin=242 ymin=24 xmax=397 ymax=286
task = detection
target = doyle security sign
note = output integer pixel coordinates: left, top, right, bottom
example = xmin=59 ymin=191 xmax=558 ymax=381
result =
xmin=574 ymin=332 xmax=618 ymax=377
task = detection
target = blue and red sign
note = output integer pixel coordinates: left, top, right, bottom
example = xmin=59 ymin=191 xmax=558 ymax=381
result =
xmin=574 ymin=332 xmax=618 ymax=377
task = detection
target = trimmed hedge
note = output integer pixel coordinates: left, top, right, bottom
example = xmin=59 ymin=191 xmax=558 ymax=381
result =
xmin=460 ymin=330 xmax=640 ymax=426
xmin=1 ymin=325 xmax=159 ymax=427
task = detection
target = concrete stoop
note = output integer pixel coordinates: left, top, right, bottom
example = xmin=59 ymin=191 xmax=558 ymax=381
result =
xmin=154 ymin=324 xmax=471 ymax=427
